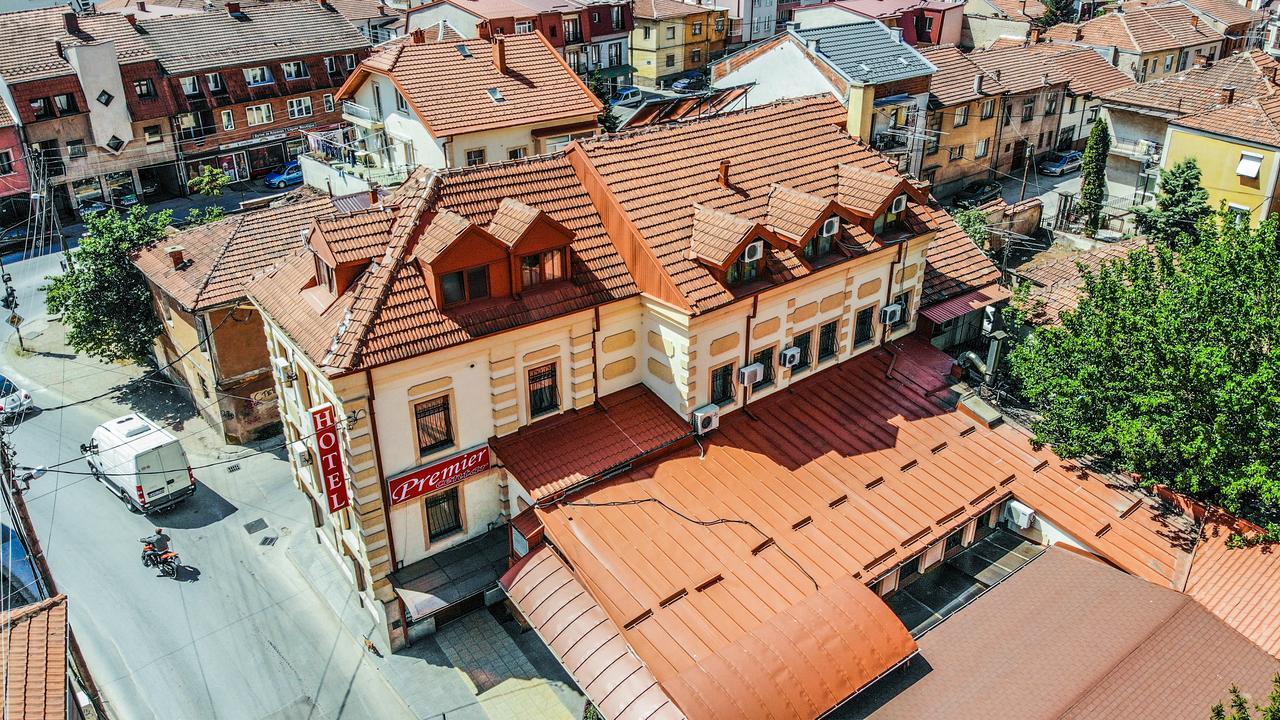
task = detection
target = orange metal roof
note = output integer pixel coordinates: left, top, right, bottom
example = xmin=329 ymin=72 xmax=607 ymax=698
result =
xmin=506 ymin=339 xmax=1201 ymax=718
xmin=1185 ymin=510 xmax=1280 ymax=657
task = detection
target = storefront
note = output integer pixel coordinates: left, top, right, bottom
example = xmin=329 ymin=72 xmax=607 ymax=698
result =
xmin=185 ymin=126 xmax=328 ymax=185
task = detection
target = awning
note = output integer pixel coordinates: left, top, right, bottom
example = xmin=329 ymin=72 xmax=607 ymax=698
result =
xmin=594 ymin=64 xmax=635 ymax=79
xmin=921 ymin=284 xmax=1012 ymax=324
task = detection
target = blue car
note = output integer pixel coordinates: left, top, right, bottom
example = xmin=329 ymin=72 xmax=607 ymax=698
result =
xmin=264 ymin=161 xmax=302 ymax=189
xmin=1038 ymin=150 xmax=1083 ymax=176
xmin=671 ymin=72 xmax=706 ymax=94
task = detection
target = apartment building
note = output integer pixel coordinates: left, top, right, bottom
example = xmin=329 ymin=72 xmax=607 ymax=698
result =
xmin=307 ymin=31 xmax=600 ymax=193
xmin=920 ymin=45 xmax=1009 ymax=196
xmin=792 ymin=0 xmax=964 ymax=47
xmin=139 ymin=2 xmax=371 ymax=185
xmin=0 ymin=99 xmax=31 ymax=231
xmin=631 ymin=0 xmax=730 ymax=87
xmin=961 ymin=0 xmax=1047 ymax=49
xmin=966 ymin=43 xmax=1073 ymax=175
xmin=1175 ymin=0 xmax=1265 ymax=56
xmin=403 ymin=0 xmax=636 ymax=87
xmin=709 ymin=21 xmax=936 ymax=176
xmin=1045 ymin=2 xmax=1225 ymax=81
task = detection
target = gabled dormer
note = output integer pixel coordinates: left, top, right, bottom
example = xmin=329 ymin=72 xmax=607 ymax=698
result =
xmin=309 ymin=208 xmax=396 ymax=296
xmin=486 ymin=198 xmax=576 ymax=294
xmin=836 ymin=164 xmax=923 ymax=239
xmin=688 ymin=204 xmax=787 ymax=288
xmin=412 ymin=209 xmax=511 ymax=308
xmin=764 ymin=184 xmax=856 ymax=265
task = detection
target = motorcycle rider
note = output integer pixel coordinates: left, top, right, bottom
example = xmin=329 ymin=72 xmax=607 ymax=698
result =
xmin=140 ymin=528 xmax=171 ymax=568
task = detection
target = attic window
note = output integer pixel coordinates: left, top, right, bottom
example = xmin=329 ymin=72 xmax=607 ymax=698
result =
xmin=487 ymin=88 xmax=506 ymax=104
xmin=106 ymin=135 xmax=125 ymax=152
xmin=726 ymin=240 xmax=764 ymax=286
xmin=874 ymin=195 xmax=908 ymax=235
xmin=96 ymin=90 xmax=114 ymax=107
xmin=456 ymin=44 xmax=472 ymax=58
xmin=804 ymin=216 xmax=839 ymax=259
xmin=1237 ymin=152 xmax=1264 ymax=179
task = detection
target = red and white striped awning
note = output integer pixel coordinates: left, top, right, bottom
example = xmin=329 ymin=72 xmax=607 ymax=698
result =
xmin=921 ymin=284 xmax=1012 ymax=324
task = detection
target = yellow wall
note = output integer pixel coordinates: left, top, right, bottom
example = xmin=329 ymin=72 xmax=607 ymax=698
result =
xmin=1163 ymin=126 xmax=1278 ymax=224
xmin=926 ymin=97 xmax=1001 ymax=191
xmin=632 ymin=10 xmax=726 ymax=85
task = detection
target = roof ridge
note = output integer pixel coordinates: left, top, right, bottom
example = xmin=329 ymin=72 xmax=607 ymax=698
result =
xmin=3 ymin=594 xmax=67 ymax=627
xmin=578 ymin=93 xmax=838 ymax=146
xmin=191 ymin=214 xmax=249 ymax=308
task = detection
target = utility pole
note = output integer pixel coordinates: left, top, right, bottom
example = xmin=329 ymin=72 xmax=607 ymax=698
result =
xmin=1018 ymin=143 xmax=1035 ymax=202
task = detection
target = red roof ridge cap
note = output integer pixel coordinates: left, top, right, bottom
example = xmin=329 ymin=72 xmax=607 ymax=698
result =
xmin=578 ymin=93 xmax=841 ymax=148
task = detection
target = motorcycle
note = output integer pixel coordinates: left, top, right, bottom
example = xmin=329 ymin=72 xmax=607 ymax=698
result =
xmin=141 ymin=544 xmax=181 ymax=579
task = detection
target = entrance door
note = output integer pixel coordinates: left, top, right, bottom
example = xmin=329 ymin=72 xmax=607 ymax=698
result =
xmin=1011 ymin=140 xmax=1028 ymax=171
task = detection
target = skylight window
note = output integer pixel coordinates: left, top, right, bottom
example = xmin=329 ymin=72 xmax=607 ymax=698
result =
xmin=487 ymin=88 xmax=506 ymax=104
xmin=456 ymin=45 xmax=472 ymax=58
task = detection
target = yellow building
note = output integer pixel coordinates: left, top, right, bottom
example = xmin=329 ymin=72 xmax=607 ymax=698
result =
xmin=920 ymin=46 xmax=1008 ymax=196
xmin=631 ymin=0 xmax=728 ymax=87
xmin=1162 ymin=94 xmax=1280 ymax=225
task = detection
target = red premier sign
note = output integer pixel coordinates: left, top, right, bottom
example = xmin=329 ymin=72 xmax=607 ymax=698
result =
xmin=388 ymin=445 xmax=490 ymax=506
xmin=310 ymin=404 xmax=349 ymax=514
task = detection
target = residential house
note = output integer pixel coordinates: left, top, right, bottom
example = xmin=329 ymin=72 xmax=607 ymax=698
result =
xmin=1176 ymin=0 xmax=1266 ymax=55
xmin=792 ymin=0 xmax=964 ymax=47
xmin=99 ymin=0 xmax=407 ymax=41
xmin=961 ymin=0 xmax=1048 ymax=50
xmin=709 ymin=21 xmax=936 ymax=176
xmin=3 ymin=595 xmax=88 ymax=720
xmin=711 ymin=0 xmax=780 ymax=44
xmin=631 ymin=0 xmax=730 ymax=87
xmin=1099 ymin=50 xmax=1278 ymax=204
xmin=1032 ymin=41 xmax=1136 ymax=149
xmin=139 ymin=2 xmax=372 ymax=185
xmin=967 ymin=42 xmax=1074 ymax=173
xmin=307 ymin=31 xmax=600 ymax=193
xmin=131 ymin=189 xmax=339 ymax=442
xmin=0 ymin=8 xmax=180 ymax=217
xmin=1162 ymin=93 xmax=1280 ymax=224
xmin=94 ymin=0 xmax=207 ymax=20
xmin=0 ymin=95 xmax=31 ymax=231
xmin=1044 ymin=3 xmax=1225 ymax=81
xmin=1012 ymin=236 xmax=1146 ymax=324
xmin=919 ymin=44 xmax=1009 ymax=196
xmin=403 ymin=0 xmax=637 ymax=86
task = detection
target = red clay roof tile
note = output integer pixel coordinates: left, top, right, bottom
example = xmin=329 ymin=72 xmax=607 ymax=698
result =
xmin=1173 ymin=92 xmax=1280 ymax=146
xmin=1101 ymin=49 xmax=1279 ymax=115
xmin=3 ymin=595 xmax=68 ymax=720
xmin=312 ymin=207 xmax=398 ymax=267
xmin=1045 ymin=3 xmax=1224 ymax=53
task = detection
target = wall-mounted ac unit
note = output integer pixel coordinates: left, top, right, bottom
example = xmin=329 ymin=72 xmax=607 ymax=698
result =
xmin=1004 ymin=499 xmax=1036 ymax=530
xmin=692 ymin=403 xmax=720 ymax=435
xmin=741 ymin=239 xmax=764 ymax=263
xmin=891 ymin=194 xmax=908 ymax=213
xmin=821 ymin=216 xmax=841 ymax=237
xmin=880 ymin=303 xmax=904 ymax=326
xmin=739 ymin=362 xmax=764 ymax=386
xmin=780 ymin=346 xmax=802 ymax=368
xmin=291 ymin=440 xmax=312 ymax=467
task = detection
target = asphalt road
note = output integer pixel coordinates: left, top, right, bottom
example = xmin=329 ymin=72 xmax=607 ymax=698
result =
xmin=1 ymin=252 xmax=413 ymax=720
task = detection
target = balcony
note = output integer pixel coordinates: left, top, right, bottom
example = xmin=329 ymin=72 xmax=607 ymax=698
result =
xmin=1110 ymin=136 xmax=1162 ymax=163
xmin=341 ymin=101 xmax=383 ymax=130
xmin=872 ymin=126 xmax=910 ymax=153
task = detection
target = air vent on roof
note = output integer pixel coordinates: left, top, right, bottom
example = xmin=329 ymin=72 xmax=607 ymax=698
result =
xmin=487 ymin=88 xmax=506 ymax=104
xmin=456 ymin=44 xmax=472 ymax=58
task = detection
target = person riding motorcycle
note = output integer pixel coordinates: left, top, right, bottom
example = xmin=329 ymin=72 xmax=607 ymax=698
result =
xmin=140 ymin=528 xmax=171 ymax=567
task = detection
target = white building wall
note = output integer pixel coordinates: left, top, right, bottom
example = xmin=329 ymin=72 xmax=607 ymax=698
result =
xmin=714 ymin=41 xmax=841 ymax=106
xmin=405 ymin=4 xmax=484 ymax=36
xmin=64 ymin=42 xmax=135 ymax=151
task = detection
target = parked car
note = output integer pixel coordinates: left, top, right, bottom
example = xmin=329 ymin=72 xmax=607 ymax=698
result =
xmin=611 ymin=85 xmax=643 ymax=107
xmin=264 ymin=161 xmax=302 ymax=189
xmin=111 ymin=187 xmax=140 ymax=208
xmin=950 ymin=180 xmax=1003 ymax=208
xmin=140 ymin=179 xmax=162 ymax=198
xmin=672 ymin=72 xmax=706 ymax=94
xmin=77 ymin=200 xmax=109 ymax=219
xmin=1038 ymin=150 xmax=1083 ymax=176
xmin=0 ymin=374 xmax=33 ymax=420
xmin=83 ymin=414 xmax=196 ymax=513
xmin=0 ymin=224 xmax=66 ymax=253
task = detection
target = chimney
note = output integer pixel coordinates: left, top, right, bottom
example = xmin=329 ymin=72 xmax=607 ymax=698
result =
xmin=136 ymin=0 xmax=146 ymax=9
xmin=63 ymin=11 xmax=79 ymax=33
xmin=718 ymin=159 xmax=730 ymax=188
xmin=1074 ymin=25 xmax=1083 ymax=41
xmin=166 ymin=246 xmax=186 ymax=269
xmin=1042 ymin=71 xmax=1050 ymax=85
xmin=785 ymin=20 xmax=801 ymax=31
xmin=973 ymin=73 xmax=984 ymax=94
xmin=411 ymin=28 xmax=426 ymax=44
xmin=1190 ymin=14 xmax=1198 ymax=28
xmin=994 ymin=68 xmax=1002 ymax=81
xmin=125 ymin=13 xmax=137 ymax=25
xmin=368 ymin=188 xmax=380 ymax=207
xmin=225 ymin=1 xmax=240 ymax=14
xmin=890 ymin=26 xmax=903 ymax=43
xmin=806 ymin=37 xmax=821 ymax=52
xmin=1194 ymin=53 xmax=1209 ymax=67
xmin=1221 ymin=85 xmax=1236 ymax=104
xmin=1030 ymin=27 xmax=1041 ymax=44
xmin=493 ymin=34 xmax=507 ymax=73
xmin=54 ymin=40 xmax=64 ymax=58
xmin=1269 ymin=65 xmax=1278 ymax=82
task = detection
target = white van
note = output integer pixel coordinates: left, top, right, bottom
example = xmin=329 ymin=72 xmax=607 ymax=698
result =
xmin=83 ymin=414 xmax=196 ymax=513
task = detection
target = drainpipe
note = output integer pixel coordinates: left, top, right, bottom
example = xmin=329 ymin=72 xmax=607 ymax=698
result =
xmin=740 ymin=294 xmax=759 ymax=420
xmin=592 ymin=305 xmax=603 ymax=410
xmin=362 ymin=368 xmax=408 ymax=644
xmin=881 ymin=238 xmax=907 ymax=378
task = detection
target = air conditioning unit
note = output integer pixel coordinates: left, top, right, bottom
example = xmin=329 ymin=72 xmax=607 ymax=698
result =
xmin=739 ymin=362 xmax=764 ymax=386
xmin=880 ymin=303 xmax=904 ymax=326
xmin=692 ymin=403 xmax=720 ymax=435
xmin=982 ymin=304 xmax=998 ymax=335
xmin=820 ymin=216 xmax=841 ymax=237
xmin=741 ymin=239 xmax=764 ymax=263
xmin=1003 ymin=499 xmax=1036 ymax=530
xmin=891 ymin=194 xmax=908 ymax=213
xmin=780 ymin=346 xmax=802 ymax=368
xmin=291 ymin=440 xmax=313 ymax=467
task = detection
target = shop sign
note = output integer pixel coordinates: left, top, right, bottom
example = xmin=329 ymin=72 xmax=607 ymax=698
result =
xmin=310 ymin=403 xmax=349 ymax=513
xmin=388 ymin=445 xmax=490 ymax=506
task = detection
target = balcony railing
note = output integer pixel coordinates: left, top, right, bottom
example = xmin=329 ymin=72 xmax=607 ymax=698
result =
xmin=1111 ymin=136 xmax=1162 ymax=160
xmin=341 ymin=101 xmax=382 ymax=128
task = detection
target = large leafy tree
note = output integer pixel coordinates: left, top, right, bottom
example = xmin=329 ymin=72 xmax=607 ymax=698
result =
xmin=1076 ymin=118 xmax=1110 ymax=237
xmin=1134 ymin=157 xmax=1212 ymax=248
xmin=1009 ymin=210 xmax=1280 ymax=534
xmin=46 ymin=206 xmax=169 ymax=365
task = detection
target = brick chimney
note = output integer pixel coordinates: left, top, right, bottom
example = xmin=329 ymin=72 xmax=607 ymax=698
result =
xmin=166 ymin=246 xmax=186 ymax=269
xmin=368 ymin=188 xmax=380 ymax=207
xmin=1074 ymin=25 xmax=1083 ymax=41
xmin=225 ymin=1 xmax=240 ymax=14
xmin=1030 ymin=27 xmax=1041 ymax=44
xmin=493 ymin=34 xmax=508 ymax=73
xmin=1190 ymin=14 xmax=1198 ymax=29
xmin=63 ymin=11 xmax=79 ymax=33
xmin=1194 ymin=53 xmax=1209 ymax=68
xmin=718 ymin=159 xmax=730 ymax=188
xmin=125 ymin=13 xmax=137 ymax=25
xmin=1221 ymin=85 xmax=1236 ymax=104
xmin=1269 ymin=65 xmax=1278 ymax=82
xmin=411 ymin=28 xmax=426 ymax=44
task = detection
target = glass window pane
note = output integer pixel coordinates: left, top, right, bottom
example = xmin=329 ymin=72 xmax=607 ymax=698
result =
xmin=855 ymin=306 xmax=876 ymax=346
xmin=818 ymin=321 xmax=838 ymax=360
xmin=442 ymin=272 xmax=465 ymax=305
xmin=711 ymin=364 xmax=735 ymax=404
xmin=415 ymin=396 xmax=453 ymax=454
xmin=752 ymin=347 xmax=774 ymax=390
xmin=467 ymin=266 xmax=489 ymax=300
xmin=529 ymin=363 xmax=558 ymax=416
xmin=792 ymin=332 xmax=812 ymax=371
xmin=426 ymin=488 xmax=462 ymax=541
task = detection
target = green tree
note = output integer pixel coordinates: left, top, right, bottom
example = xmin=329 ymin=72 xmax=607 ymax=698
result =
xmin=1134 ymin=157 xmax=1212 ymax=248
xmin=187 ymin=165 xmax=231 ymax=197
xmin=46 ymin=206 xmax=170 ymax=364
xmin=184 ymin=206 xmax=226 ymax=226
xmin=953 ymin=207 xmax=991 ymax=250
xmin=1076 ymin=118 xmax=1110 ymax=237
xmin=1009 ymin=210 xmax=1280 ymax=535
xmin=1210 ymin=677 xmax=1280 ymax=720
xmin=586 ymin=70 xmax=621 ymax=134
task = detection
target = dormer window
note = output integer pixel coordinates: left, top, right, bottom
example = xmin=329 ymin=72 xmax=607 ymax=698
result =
xmin=441 ymin=266 xmax=490 ymax=305
xmin=726 ymin=240 xmax=764 ymax=286
xmin=874 ymin=194 xmax=910 ymax=235
xmin=315 ymin=255 xmax=335 ymax=293
xmin=804 ymin=216 xmax=840 ymax=259
xmin=520 ymin=250 xmax=564 ymax=288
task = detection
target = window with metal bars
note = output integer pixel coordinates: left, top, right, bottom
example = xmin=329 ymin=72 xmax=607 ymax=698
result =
xmin=817 ymin=321 xmax=838 ymax=361
xmin=426 ymin=488 xmax=462 ymax=541
xmin=855 ymin=305 xmax=876 ymax=347
xmin=751 ymin=347 xmax=774 ymax=391
xmin=710 ymin=363 xmax=735 ymax=405
xmin=414 ymin=396 xmax=453 ymax=455
xmin=791 ymin=331 xmax=812 ymax=372
xmin=528 ymin=363 xmax=559 ymax=416
xmin=892 ymin=291 xmax=911 ymax=328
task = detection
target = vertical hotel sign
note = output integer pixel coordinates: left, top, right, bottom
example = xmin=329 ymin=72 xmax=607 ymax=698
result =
xmin=310 ymin=403 xmax=350 ymax=513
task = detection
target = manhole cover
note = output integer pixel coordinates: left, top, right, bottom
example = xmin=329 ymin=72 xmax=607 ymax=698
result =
xmin=243 ymin=518 xmax=268 ymax=534
xmin=260 ymin=536 xmax=278 ymax=547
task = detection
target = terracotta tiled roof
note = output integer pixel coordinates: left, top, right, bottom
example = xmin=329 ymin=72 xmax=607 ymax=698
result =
xmin=963 ymin=42 xmax=1131 ymax=97
xmin=419 ymin=19 xmax=465 ymax=41
xmin=1014 ymin=238 xmax=1148 ymax=324
xmin=983 ymin=0 xmax=1047 ymax=20
xmin=251 ymin=155 xmax=639 ymax=372
xmin=1173 ymin=92 xmax=1280 ymax=146
xmin=137 ymin=2 xmax=371 ymax=75
xmin=578 ymin=96 xmax=933 ymax=313
xmin=920 ymin=205 xmax=1003 ymax=307
xmin=1185 ymin=511 xmax=1280 ymax=657
xmin=3 ymin=595 xmax=68 ymax=720
xmin=837 ymin=163 xmax=905 ymax=216
xmin=688 ymin=204 xmax=758 ymax=265
xmin=132 ymin=190 xmax=335 ymax=312
xmin=1180 ymin=0 xmax=1266 ymax=27
xmin=764 ymin=184 xmax=830 ymax=240
xmin=0 ymin=97 xmax=15 ymax=129
xmin=350 ymin=32 xmax=601 ymax=138
xmin=623 ymin=86 xmax=751 ymax=128
xmin=634 ymin=0 xmax=710 ymax=19
xmin=324 ymin=0 xmax=402 ymax=22
xmin=485 ymin=197 xmax=544 ymax=246
xmin=1102 ymin=49 xmax=1279 ymax=115
xmin=1030 ymin=43 xmax=1136 ymax=96
xmin=1045 ymin=3 xmax=1224 ymax=53
xmin=507 ymin=339 xmax=1202 ymax=718
xmin=968 ymin=44 xmax=1072 ymax=93
xmin=0 ymin=8 xmax=155 ymax=83
xmin=492 ymin=384 xmax=691 ymax=500
xmin=312 ymin=207 xmax=398 ymax=266
xmin=921 ymin=45 xmax=1009 ymax=106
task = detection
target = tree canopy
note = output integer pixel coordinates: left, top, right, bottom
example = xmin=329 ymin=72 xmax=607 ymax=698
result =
xmin=1210 ymin=675 xmax=1280 ymax=720
xmin=1076 ymin=118 xmax=1110 ymax=237
xmin=586 ymin=70 xmax=621 ymax=134
xmin=45 ymin=206 xmax=168 ymax=365
xmin=1134 ymin=157 xmax=1213 ymax=248
xmin=1009 ymin=210 xmax=1280 ymax=535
